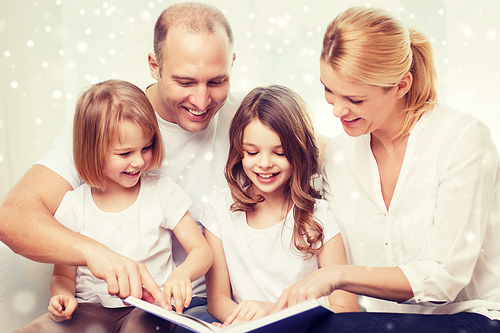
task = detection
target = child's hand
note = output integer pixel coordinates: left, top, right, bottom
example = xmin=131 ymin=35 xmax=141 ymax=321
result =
xmin=222 ymin=300 xmax=274 ymax=327
xmin=163 ymin=268 xmax=192 ymax=314
xmin=48 ymin=295 xmax=78 ymax=322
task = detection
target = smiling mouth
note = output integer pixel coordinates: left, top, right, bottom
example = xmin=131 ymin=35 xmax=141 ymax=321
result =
xmin=257 ymin=172 xmax=279 ymax=179
xmin=186 ymin=107 xmax=208 ymax=116
xmin=343 ymin=117 xmax=360 ymax=122
xmin=124 ymin=170 xmax=140 ymax=176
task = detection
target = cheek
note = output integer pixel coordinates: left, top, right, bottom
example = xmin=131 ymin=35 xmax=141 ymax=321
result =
xmin=211 ymin=85 xmax=230 ymax=103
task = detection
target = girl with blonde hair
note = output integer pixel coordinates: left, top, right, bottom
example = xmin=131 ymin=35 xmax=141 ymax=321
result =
xmin=201 ymin=85 xmax=358 ymax=327
xmin=274 ymin=6 xmax=500 ymax=332
xmin=16 ymin=80 xmax=212 ymax=333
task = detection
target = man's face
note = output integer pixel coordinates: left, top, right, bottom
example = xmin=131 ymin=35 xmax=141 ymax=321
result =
xmin=149 ymin=26 xmax=235 ymax=133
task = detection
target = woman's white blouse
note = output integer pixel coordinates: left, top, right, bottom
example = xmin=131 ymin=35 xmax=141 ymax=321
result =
xmin=322 ymin=104 xmax=500 ymax=319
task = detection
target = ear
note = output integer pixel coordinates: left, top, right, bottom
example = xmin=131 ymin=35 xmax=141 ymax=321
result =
xmin=148 ymin=53 xmax=160 ymax=81
xmin=395 ymin=72 xmax=413 ymax=99
xmin=231 ymin=52 xmax=236 ymax=68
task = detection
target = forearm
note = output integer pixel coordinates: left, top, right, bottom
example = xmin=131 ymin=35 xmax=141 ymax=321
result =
xmin=207 ymin=293 xmax=237 ymax=323
xmin=336 ymin=265 xmax=413 ymax=303
xmin=176 ymin=243 xmax=213 ymax=282
xmin=50 ymin=275 xmax=76 ymax=297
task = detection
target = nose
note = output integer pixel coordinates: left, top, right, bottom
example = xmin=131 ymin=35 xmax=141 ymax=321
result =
xmin=130 ymin=152 xmax=145 ymax=168
xmin=257 ymin=153 xmax=273 ymax=169
xmin=332 ymin=102 xmax=349 ymax=118
xmin=188 ymin=85 xmax=212 ymax=111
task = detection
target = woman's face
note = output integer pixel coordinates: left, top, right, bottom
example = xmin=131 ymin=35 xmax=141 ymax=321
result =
xmin=319 ymin=60 xmax=406 ymax=138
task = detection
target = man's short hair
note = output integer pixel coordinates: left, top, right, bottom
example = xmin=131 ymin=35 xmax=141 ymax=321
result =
xmin=153 ymin=2 xmax=234 ymax=72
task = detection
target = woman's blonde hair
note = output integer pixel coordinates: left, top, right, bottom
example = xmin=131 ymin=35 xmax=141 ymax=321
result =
xmin=73 ymin=80 xmax=164 ymax=190
xmin=225 ymin=85 xmax=324 ymax=257
xmin=321 ymin=6 xmax=437 ymax=137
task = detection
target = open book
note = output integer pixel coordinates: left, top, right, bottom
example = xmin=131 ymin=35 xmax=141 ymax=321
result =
xmin=124 ymin=296 xmax=333 ymax=333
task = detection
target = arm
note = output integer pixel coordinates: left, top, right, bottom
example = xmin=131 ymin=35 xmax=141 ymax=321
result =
xmin=317 ymin=234 xmax=359 ymax=313
xmin=48 ymin=264 xmax=78 ymax=322
xmin=0 ymin=165 xmax=167 ymax=307
xmin=274 ymin=263 xmax=412 ymax=311
xmin=204 ymin=228 xmax=238 ymax=323
xmin=204 ymin=229 xmax=274 ymax=326
xmin=168 ymin=211 xmax=213 ymax=313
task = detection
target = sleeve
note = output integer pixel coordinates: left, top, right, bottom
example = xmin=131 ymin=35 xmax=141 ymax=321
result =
xmin=157 ymin=176 xmax=193 ymax=230
xmin=53 ymin=189 xmax=81 ymax=233
xmin=198 ymin=189 xmax=223 ymax=239
xmin=313 ymin=199 xmax=340 ymax=244
xmin=399 ymin=119 xmax=499 ymax=305
xmin=35 ymin=122 xmax=83 ymax=190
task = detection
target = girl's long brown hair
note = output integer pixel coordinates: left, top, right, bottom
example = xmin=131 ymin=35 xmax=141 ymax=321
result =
xmin=225 ymin=85 xmax=323 ymax=257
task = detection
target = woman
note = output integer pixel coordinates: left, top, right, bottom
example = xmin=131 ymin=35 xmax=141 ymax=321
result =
xmin=273 ymin=6 xmax=500 ymax=332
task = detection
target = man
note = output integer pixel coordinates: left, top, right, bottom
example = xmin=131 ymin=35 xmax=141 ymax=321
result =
xmin=0 ymin=2 xmax=240 ymax=325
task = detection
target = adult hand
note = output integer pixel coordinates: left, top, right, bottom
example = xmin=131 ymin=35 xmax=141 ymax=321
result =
xmin=222 ymin=300 xmax=274 ymax=327
xmin=84 ymin=244 xmax=167 ymax=308
xmin=48 ymin=295 xmax=78 ymax=322
xmin=162 ymin=267 xmax=193 ymax=314
xmin=272 ymin=267 xmax=337 ymax=313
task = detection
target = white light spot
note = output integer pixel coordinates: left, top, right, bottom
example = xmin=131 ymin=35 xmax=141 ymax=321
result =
xmin=409 ymin=13 xmax=416 ymax=19
xmin=35 ymin=118 xmax=42 ymax=125
xmin=334 ymin=150 xmax=344 ymax=164
xmin=55 ymin=0 xmax=61 ymax=5
xmin=79 ymin=9 xmax=86 ymax=16
xmin=53 ymin=90 xmax=62 ymax=99
xmin=11 ymin=81 xmax=18 ymax=89
xmin=102 ymin=2 xmax=109 ymax=8
xmin=400 ymin=6 xmax=405 ymax=12
xmin=461 ymin=25 xmax=474 ymax=38
xmin=45 ymin=26 xmax=52 ymax=32
xmin=68 ymin=62 xmax=75 ymax=68
xmin=95 ymin=9 xmax=101 ymax=16
xmin=307 ymin=31 xmax=313 ymax=37
xmin=438 ymin=9 xmax=444 ymax=15
xmin=42 ymin=61 xmax=48 ymax=68
xmin=140 ymin=10 xmax=152 ymax=21
xmin=486 ymin=29 xmax=497 ymax=41
xmin=76 ymin=41 xmax=89 ymax=53
xmin=201 ymin=196 xmax=209 ymax=203
xmin=248 ymin=13 xmax=255 ymax=19
xmin=351 ymin=191 xmax=360 ymax=200
xmin=59 ymin=49 xmax=65 ymax=56
xmin=466 ymin=231 xmax=476 ymax=243
xmin=85 ymin=28 xmax=91 ymax=35
xmin=241 ymin=65 xmax=247 ymax=72
xmin=0 ymin=155 xmax=3 ymax=163
xmin=109 ymin=33 xmax=116 ymax=39
xmin=109 ymin=49 xmax=116 ymax=55
xmin=302 ymin=6 xmax=309 ymax=12
xmin=12 ymin=290 xmax=36 ymax=314
xmin=4 ymin=51 xmax=11 ymax=57
xmin=27 ymin=40 xmax=35 ymax=48
xmin=264 ymin=44 xmax=271 ymax=50
xmin=284 ymin=39 xmax=289 ymax=45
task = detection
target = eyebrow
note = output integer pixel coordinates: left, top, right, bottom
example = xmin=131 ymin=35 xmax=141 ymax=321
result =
xmin=242 ymin=142 xmax=283 ymax=149
xmin=171 ymin=74 xmax=229 ymax=81
xmin=320 ymin=79 xmax=367 ymax=99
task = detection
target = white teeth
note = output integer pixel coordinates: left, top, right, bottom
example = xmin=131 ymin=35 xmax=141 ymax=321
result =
xmin=258 ymin=173 xmax=277 ymax=179
xmin=126 ymin=170 xmax=139 ymax=175
xmin=187 ymin=108 xmax=208 ymax=116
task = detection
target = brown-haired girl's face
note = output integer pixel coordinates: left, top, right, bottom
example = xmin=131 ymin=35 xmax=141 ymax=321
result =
xmin=320 ymin=60 xmax=404 ymax=138
xmin=241 ymin=119 xmax=292 ymax=199
xmin=103 ymin=120 xmax=154 ymax=191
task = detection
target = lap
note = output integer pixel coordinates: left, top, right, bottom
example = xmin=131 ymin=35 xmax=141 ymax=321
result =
xmin=307 ymin=311 xmax=500 ymax=333
xmin=12 ymin=303 xmax=172 ymax=333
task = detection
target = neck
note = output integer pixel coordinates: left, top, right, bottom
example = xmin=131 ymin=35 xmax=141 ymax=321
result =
xmin=145 ymin=83 xmax=171 ymax=123
xmin=91 ymin=180 xmax=140 ymax=213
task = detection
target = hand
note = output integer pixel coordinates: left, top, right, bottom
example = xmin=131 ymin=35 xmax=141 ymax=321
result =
xmin=272 ymin=267 xmax=337 ymax=313
xmin=84 ymin=244 xmax=167 ymax=308
xmin=163 ymin=267 xmax=192 ymax=314
xmin=222 ymin=300 xmax=274 ymax=327
xmin=48 ymin=295 xmax=78 ymax=322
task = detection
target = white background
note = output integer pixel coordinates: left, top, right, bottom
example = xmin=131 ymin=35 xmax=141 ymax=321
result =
xmin=0 ymin=0 xmax=499 ymax=331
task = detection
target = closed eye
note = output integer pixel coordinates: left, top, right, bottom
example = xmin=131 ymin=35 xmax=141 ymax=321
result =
xmin=245 ymin=151 xmax=258 ymax=156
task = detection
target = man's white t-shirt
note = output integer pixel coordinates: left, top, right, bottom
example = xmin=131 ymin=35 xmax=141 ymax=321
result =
xmin=37 ymin=92 xmax=243 ymax=297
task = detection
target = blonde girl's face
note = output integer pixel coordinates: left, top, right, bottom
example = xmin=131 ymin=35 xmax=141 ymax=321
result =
xmin=241 ymin=119 xmax=292 ymax=199
xmin=319 ymin=60 xmax=404 ymax=138
xmin=103 ymin=120 xmax=154 ymax=190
